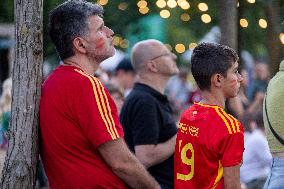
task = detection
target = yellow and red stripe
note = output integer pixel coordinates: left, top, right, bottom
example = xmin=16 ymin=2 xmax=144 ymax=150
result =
xmin=75 ymin=69 xmax=119 ymax=139
xmin=212 ymin=161 xmax=223 ymax=189
xmin=195 ymin=102 xmax=239 ymax=134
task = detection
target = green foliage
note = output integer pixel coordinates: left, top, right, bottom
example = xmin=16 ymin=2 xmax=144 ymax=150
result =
xmin=0 ymin=0 xmax=283 ymax=62
xmin=0 ymin=0 xmax=13 ymax=23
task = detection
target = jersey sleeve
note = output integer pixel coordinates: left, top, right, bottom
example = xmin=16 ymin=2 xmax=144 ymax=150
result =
xmin=71 ymin=72 xmax=124 ymax=148
xmin=213 ymin=120 xmax=244 ymax=167
xmin=130 ymin=96 xmax=160 ymax=145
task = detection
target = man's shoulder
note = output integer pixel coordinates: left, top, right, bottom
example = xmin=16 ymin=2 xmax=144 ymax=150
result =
xmin=47 ymin=67 xmax=101 ymax=87
xmin=125 ymin=88 xmax=156 ymax=103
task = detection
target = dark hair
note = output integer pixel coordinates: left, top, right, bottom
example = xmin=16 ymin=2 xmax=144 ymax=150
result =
xmin=115 ymin=58 xmax=134 ymax=73
xmin=191 ymin=42 xmax=239 ymax=91
xmin=49 ymin=0 xmax=103 ymax=60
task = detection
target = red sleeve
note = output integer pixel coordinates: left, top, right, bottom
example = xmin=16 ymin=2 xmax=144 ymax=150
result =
xmin=213 ymin=119 xmax=244 ymax=167
xmin=71 ymin=70 xmax=124 ymax=148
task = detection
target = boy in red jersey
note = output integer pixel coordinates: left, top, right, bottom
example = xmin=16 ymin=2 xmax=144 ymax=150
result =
xmin=174 ymin=42 xmax=244 ymax=189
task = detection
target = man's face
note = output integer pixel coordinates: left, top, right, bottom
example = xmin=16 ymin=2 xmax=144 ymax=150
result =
xmin=221 ymin=61 xmax=243 ymax=98
xmin=83 ymin=15 xmax=115 ymax=62
xmin=151 ymin=44 xmax=179 ymax=76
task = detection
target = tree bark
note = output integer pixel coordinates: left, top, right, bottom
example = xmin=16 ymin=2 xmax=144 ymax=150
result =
xmin=263 ymin=1 xmax=283 ymax=76
xmin=0 ymin=0 xmax=43 ymax=188
xmin=218 ymin=0 xmax=243 ymax=119
xmin=218 ymin=0 xmax=238 ymax=51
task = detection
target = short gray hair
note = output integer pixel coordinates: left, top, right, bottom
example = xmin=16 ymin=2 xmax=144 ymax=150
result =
xmin=49 ymin=0 xmax=103 ymax=60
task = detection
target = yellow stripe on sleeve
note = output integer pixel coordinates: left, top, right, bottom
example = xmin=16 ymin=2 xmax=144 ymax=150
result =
xmin=75 ymin=69 xmax=117 ymax=139
xmin=214 ymin=108 xmax=232 ymax=134
xmin=92 ymin=76 xmax=119 ymax=138
xmin=211 ymin=161 xmax=223 ymax=189
xmin=228 ymin=114 xmax=240 ymax=132
xmin=219 ymin=109 xmax=236 ymax=133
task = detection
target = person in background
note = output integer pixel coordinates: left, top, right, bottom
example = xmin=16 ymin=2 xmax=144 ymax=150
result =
xmin=263 ymin=60 xmax=284 ymax=189
xmin=166 ymin=67 xmax=193 ymax=111
xmin=114 ymin=57 xmax=136 ymax=97
xmin=120 ymin=39 xmax=179 ymax=189
xmin=105 ymin=83 xmax=124 ymax=114
xmin=240 ymin=112 xmax=272 ymax=189
xmin=40 ymin=1 xmax=160 ymax=188
xmin=248 ymin=62 xmax=269 ymax=102
xmin=174 ymin=42 xmax=244 ymax=189
xmin=0 ymin=77 xmax=12 ymax=148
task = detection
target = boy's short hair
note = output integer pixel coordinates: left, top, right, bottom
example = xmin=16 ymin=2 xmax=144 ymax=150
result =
xmin=191 ymin=42 xmax=239 ymax=91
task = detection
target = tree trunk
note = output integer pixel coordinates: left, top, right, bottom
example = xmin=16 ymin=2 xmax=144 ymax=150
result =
xmin=0 ymin=0 xmax=43 ymax=188
xmin=263 ymin=1 xmax=283 ymax=76
xmin=218 ymin=0 xmax=243 ymax=118
xmin=218 ymin=0 xmax=238 ymax=51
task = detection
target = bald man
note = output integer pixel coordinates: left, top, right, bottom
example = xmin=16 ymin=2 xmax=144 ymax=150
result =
xmin=120 ymin=39 xmax=179 ymax=189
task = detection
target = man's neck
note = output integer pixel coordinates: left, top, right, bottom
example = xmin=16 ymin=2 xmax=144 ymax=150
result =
xmin=200 ymin=89 xmax=226 ymax=109
xmin=137 ymin=74 xmax=169 ymax=94
xmin=64 ymin=56 xmax=99 ymax=76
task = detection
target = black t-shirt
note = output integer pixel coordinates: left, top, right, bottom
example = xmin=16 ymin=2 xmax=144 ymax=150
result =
xmin=120 ymin=83 xmax=177 ymax=188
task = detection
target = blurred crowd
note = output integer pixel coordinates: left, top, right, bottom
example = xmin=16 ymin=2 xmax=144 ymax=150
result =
xmin=0 ymin=56 xmax=273 ymax=189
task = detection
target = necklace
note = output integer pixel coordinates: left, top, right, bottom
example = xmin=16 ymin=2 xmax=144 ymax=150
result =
xmin=63 ymin=60 xmax=83 ymax=70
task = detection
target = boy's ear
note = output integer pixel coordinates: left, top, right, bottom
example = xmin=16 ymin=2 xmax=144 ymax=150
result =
xmin=211 ymin=73 xmax=223 ymax=88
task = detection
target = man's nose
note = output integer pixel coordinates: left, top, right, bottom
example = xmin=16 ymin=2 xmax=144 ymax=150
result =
xmin=238 ymin=73 xmax=243 ymax=82
xmin=106 ymin=27 xmax=114 ymax=37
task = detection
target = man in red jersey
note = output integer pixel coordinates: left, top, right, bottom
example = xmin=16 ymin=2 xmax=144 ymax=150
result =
xmin=174 ymin=42 xmax=244 ymax=189
xmin=40 ymin=1 xmax=160 ymax=189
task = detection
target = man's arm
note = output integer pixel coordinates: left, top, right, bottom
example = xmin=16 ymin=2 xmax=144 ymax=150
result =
xmin=134 ymin=134 xmax=176 ymax=168
xmin=223 ymin=164 xmax=242 ymax=189
xmin=98 ymin=138 xmax=161 ymax=189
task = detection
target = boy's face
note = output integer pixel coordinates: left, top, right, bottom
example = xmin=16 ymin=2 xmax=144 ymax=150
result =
xmin=221 ymin=61 xmax=243 ymax=98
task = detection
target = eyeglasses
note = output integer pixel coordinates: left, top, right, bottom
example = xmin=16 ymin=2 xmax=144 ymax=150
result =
xmin=151 ymin=52 xmax=174 ymax=61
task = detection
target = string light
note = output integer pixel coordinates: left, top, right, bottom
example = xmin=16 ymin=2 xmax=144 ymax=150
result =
xmin=180 ymin=13 xmax=190 ymax=21
xmin=118 ymin=2 xmax=128 ymax=11
xmin=160 ymin=9 xmax=171 ymax=18
xmin=179 ymin=1 xmax=190 ymax=10
xmin=240 ymin=18 xmax=249 ymax=28
xmin=201 ymin=14 xmax=211 ymax=23
xmin=175 ymin=44 xmax=185 ymax=53
xmin=156 ymin=0 xmax=167 ymax=8
xmin=120 ymin=39 xmax=129 ymax=49
xmin=247 ymin=0 xmax=255 ymax=3
xmin=198 ymin=3 xmax=208 ymax=12
xmin=113 ymin=36 xmax=121 ymax=46
xmin=165 ymin=44 xmax=173 ymax=51
xmin=167 ymin=0 xmax=178 ymax=8
xmin=189 ymin=43 xmax=197 ymax=50
xmin=279 ymin=33 xmax=284 ymax=44
xmin=139 ymin=7 xmax=149 ymax=14
xmin=258 ymin=19 xmax=267 ymax=29
xmin=137 ymin=0 xmax=147 ymax=8
xmin=97 ymin=0 xmax=108 ymax=6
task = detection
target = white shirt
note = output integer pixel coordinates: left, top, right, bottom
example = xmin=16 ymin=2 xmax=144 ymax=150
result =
xmin=240 ymin=129 xmax=272 ymax=183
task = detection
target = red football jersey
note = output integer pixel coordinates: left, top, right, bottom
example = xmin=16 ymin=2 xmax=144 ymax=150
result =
xmin=174 ymin=102 xmax=244 ymax=189
xmin=40 ymin=65 xmax=126 ymax=189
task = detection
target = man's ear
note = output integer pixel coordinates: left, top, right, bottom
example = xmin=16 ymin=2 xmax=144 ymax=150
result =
xmin=146 ymin=61 xmax=158 ymax=72
xmin=211 ymin=73 xmax=223 ymax=88
xmin=72 ymin=37 xmax=87 ymax=54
